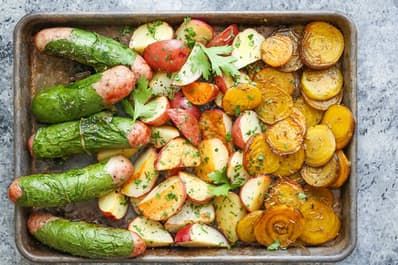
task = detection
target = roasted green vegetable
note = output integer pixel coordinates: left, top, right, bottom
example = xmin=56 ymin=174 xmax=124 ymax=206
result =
xmin=32 ymin=66 xmax=135 ymax=123
xmin=28 ymin=212 xmax=146 ymax=258
xmin=8 ymin=156 xmax=133 ymax=207
xmin=30 ymin=112 xmax=151 ymax=159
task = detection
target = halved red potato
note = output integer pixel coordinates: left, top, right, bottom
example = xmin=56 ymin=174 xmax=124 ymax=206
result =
xmin=232 ymin=28 xmax=265 ymax=69
xmin=96 ymin=148 xmax=138 ymax=161
xmin=214 ymin=192 xmax=247 ymax=243
xmin=151 ymin=126 xmax=180 ymax=148
xmin=129 ymin=21 xmax=174 ymax=53
xmin=137 ymin=176 xmax=186 ymax=221
xmin=194 ymin=138 xmax=230 ymax=183
xmin=165 ymin=200 xmax=215 ymax=233
xmin=143 ymin=39 xmax=190 ymax=73
xmin=176 ymin=19 xmax=214 ymax=46
xmin=149 ymin=72 xmax=177 ymax=97
xmin=170 ymin=92 xmax=201 ymax=120
xmin=121 ymin=147 xmax=159 ymax=198
xmin=172 ymin=44 xmax=203 ymax=86
xmin=207 ymin=24 xmax=239 ymax=47
xmin=179 ymin=172 xmax=213 ymax=203
xmin=128 ymin=216 xmax=174 ymax=247
xmin=240 ymin=175 xmax=272 ymax=212
xmin=168 ymin=108 xmax=201 ymax=146
xmin=227 ymin=151 xmax=250 ymax=187
xmin=98 ymin=190 xmax=128 ymax=220
xmin=175 ymin=224 xmax=229 ymax=248
xmin=199 ymin=109 xmax=233 ymax=153
xmin=141 ymin=96 xmax=170 ymax=126
xmin=237 ymin=210 xmax=263 ymax=243
xmin=155 ymin=138 xmax=201 ymax=171
xmin=130 ymin=196 xmax=144 ymax=215
xmin=182 ymin=82 xmax=219 ymax=105
xmin=214 ymin=71 xmax=251 ymax=93
xmin=232 ymin=110 xmax=262 ymax=149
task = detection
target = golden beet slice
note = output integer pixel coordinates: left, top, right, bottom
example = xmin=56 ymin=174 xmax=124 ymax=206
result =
xmin=237 ymin=210 xmax=263 ymax=243
xmin=301 ymin=21 xmax=344 ymax=69
xmin=261 ymin=34 xmax=293 ymax=67
xmin=293 ymin=97 xmax=324 ymax=128
xmin=299 ymin=198 xmax=341 ymax=245
xmin=265 ymin=118 xmax=304 ymax=155
xmin=276 ymin=27 xmax=303 ymax=72
xmin=254 ymin=67 xmax=297 ymax=95
xmin=254 ymin=205 xmax=304 ymax=248
xmin=329 ymin=150 xmax=351 ymax=188
xmin=256 ymin=87 xmax=293 ymax=125
xmin=222 ymin=83 xmax=263 ymax=115
xmin=321 ymin=105 xmax=355 ymax=149
xmin=304 ymin=125 xmax=336 ymax=167
xmin=301 ymin=154 xmax=339 ymax=187
xmin=303 ymin=185 xmax=335 ymax=207
xmin=302 ymin=90 xmax=343 ymax=111
xmin=264 ymin=180 xmax=304 ymax=210
xmin=301 ymin=66 xmax=343 ymax=101
xmin=273 ymin=148 xmax=305 ymax=178
xmin=289 ymin=107 xmax=307 ymax=135
xmin=243 ymin=133 xmax=280 ymax=175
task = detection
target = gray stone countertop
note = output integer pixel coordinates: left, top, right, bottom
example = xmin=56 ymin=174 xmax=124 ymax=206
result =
xmin=0 ymin=0 xmax=397 ymax=264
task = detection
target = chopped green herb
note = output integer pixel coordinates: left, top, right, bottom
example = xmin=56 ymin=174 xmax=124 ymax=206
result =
xmin=298 ymin=192 xmax=307 ymax=201
xmin=267 ymin=240 xmax=280 ymax=251
xmin=225 ymin=132 xmax=232 ymax=142
xmin=147 ymin=20 xmax=163 ymax=39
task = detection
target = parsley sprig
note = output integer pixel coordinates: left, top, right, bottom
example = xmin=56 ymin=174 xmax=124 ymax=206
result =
xmin=208 ymin=167 xmax=240 ymax=196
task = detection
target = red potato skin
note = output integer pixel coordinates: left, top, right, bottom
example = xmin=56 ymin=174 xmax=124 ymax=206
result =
xmin=127 ymin=121 xmax=151 ymax=148
xmin=129 ymin=231 xmax=147 ymax=257
xmin=167 ymin=108 xmax=202 ymax=146
xmin=214 ymin=75 xmax=229 ymax=94
xmin=170 ymin=92 xmax=201 ymax=120
xmin=142 ymin=97 xmax=170 ymax=126
xmin=131 ymin=54 xmax=153 ymax=80
xmin=143 ymin=40 xmax=190 ymax=73
xmin=175 ymin=224 xmax=193 ymax=243
xmin=231 ymin=115 xmax=246 ymax=149
xmin=165 ymin=167 xmax=183 ymax=178
xmin=207 ymin=24 xmax=239 ymax=47
xmin=93 ymin=65 xmax=136 ymax=105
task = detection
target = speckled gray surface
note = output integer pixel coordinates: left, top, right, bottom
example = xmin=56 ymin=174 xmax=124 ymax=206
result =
xmin=0 ymin=0 xmax=397 ymax=264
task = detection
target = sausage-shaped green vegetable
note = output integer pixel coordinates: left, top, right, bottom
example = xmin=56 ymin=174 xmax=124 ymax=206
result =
xmin=28 ymin=112 xmax=151 ymax=159
xmin=34 ymin=27 xmax=152 ymax=79
xmin=32 ymin=66 xmax=136 ymax=123
xmin=27 ymin=212 xmax=146 ymax=258
xmin=8 ymin=156 xmax=133 ymax=207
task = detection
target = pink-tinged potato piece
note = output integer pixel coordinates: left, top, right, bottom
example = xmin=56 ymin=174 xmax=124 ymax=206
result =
xmin=175 ymin=223 xmax=230 ymax=248
xmin=129 ymin=231 xmax=147 ymax=257
xmin=207 ymin=24 xmax=239 ymax=47
xmin=239 ymin=175 xmax=271 ymax=212
xmin=232 ymin=110 xmax=262 ymax=149
xmin=141 ymin=96 xmax=170 ymax=126
xmin=98 ymin=190 xmax=129 ymax=220
xmin=7 ymin=179 xmax=22 ymax=203
xmin=127 ymin=121 xmax=151 ymax=148
xmin=179 ymin=172 xmax=213 ymax=204
xmin=92 ymin=65 xmax=136 ymax=105
xmin=131 ymin=54 xmax=153 ymax=80
xmin=27 ymin=212 xmax=58 ymax=234
xmin=167 ymin=108 xmax=201 ymax=146
xmin=170 ymin=92 xmax=201 ymax=120
xmin=104 ymin=155 xmax=135 ymax=186
xmin=175 ymin=224 xmax=193 ymax=243
xmin=176 ymin=19 xmax=214 ymax=45
xmin=34 ymin=27 xmax=73 ymax=52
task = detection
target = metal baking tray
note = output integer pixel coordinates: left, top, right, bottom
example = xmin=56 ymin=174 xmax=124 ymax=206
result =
xmin=13 ymin=11 xmax=357 ymax=263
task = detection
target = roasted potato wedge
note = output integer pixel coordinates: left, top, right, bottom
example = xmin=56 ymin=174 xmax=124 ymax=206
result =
xmin=299 ymin=198 xmax=341 ymax=245
xmin=254 ymin=205 xmax=304 ymax=248
xmin=301 ymin=66 xmax=343 ymax=101
xmin=175 ymin=223 xmax=229 ymax=248
xmin=302 ymin=90 xmax=343 ymax=111
xmin=168 ymin=108 xmax=201 ymax=146
xmin=214 ymin=192 xmax=247 ymax=244
xmin=222 ymin=83 xmax=263 ymax=115
xmin=243 ymin=133 xmax=281 ymax=175
xmin=255 ymin=87 xmax=293 ymax=125
xmin=321 ymin=105 xmax=355 ymax=149
xmin=128 ymin=216 xmax=174 ymax=247
xmin=179 ymin=172 xmax=213 ymax=203
xmin=301 ymin=21 xmax=344 ymax=69
xmin=304 ymin=125 xmax=336 ymax=167
xmin=151 ymin=126 xmax=180 ymax=148
xmin=254 ymin=67 xmax=297 ymax=96
xmin=303 ymin=185 xmax=335 ymax=207
xmin=194 ymin=138 xmax=230 ymax=183
xmin=293 ymin=97 xmax=324 ymax=128
xmin=301 ymin=154 xmax=339 ymax=187
xmin=182 ymin=82 xmax=219 ymax=105
xmin=149 ymin=72 xmax=177 ymax=97
xmin=329 ymin=150 xmax=351 ymax=188
xmin=264 ymin=180 xmax=304 ymax=210
xmin=232 ymin=110 xmax=262 ymax=150
xmin=232 ymin=28 xmax=265 ymax=69
xmin=98 ymin=190 xmax=128 ymax=221
xmin=265 ymin=118 xmax=304 ymax=155
xmin=237 ymin=210 xmax=263 ymax=243
xmin=261 ymin=33 xmax=293 ymax=67
xmin=227 ymin=151 xmax=250 ymax=187
xmin=240 ymin=175 xmax=272 ymax=212
xmin=273 ymin=148 xmax=305 ymax=178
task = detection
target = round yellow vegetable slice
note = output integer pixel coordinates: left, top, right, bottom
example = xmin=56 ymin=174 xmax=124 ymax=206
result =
xmin=301 ymin=66 xmax=343 ymax=101
xmin=303 ymin=185 xmax=334 ymax=207
xmin=289 ymin=107 xmax=307 ymax=135
xmin=301 ymin=154 xmax=339 ymax=187
xmin=264 ymin=180 xmax=304 ymax=210
xmin=321 ymin=104 xmax=355 ymax=149
xmin=243 ymin=133 xmax=281 ymax=175
xmin=222 ymin=83 xmax=263 ymax=115
xmin=237 ymin=210 xmax=263 ymax=243
xmin=299 ymin=198 xmax=341 ymax=245
xmin=261 ymin=34 xmax=293 ymax=67
xmin=265 ymin=118 xmax=304 ymax=155
xmin=301 ymin=21 xmax=344 ymax=69
xmin=304 ymin=125 xmax=336 ymax=167
xmin=254 ymin=205 xmax=304 ymax=248
xmin=256 ymin=87 xmax=293 ymax=125
xmin=294 ymin=97 xmax=324 ymax=128
xmin=329 ymin=150 xmax=351 ymax=188
xmin=273 ymin=148 xmax=305 ymax=178
xmin=302 ymin=90 xmax=343 ymax=111
xmin=254 ymin=68 xmax=297 ymax=95
xmin=276 ymin=27 xmax=303 ymax=73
